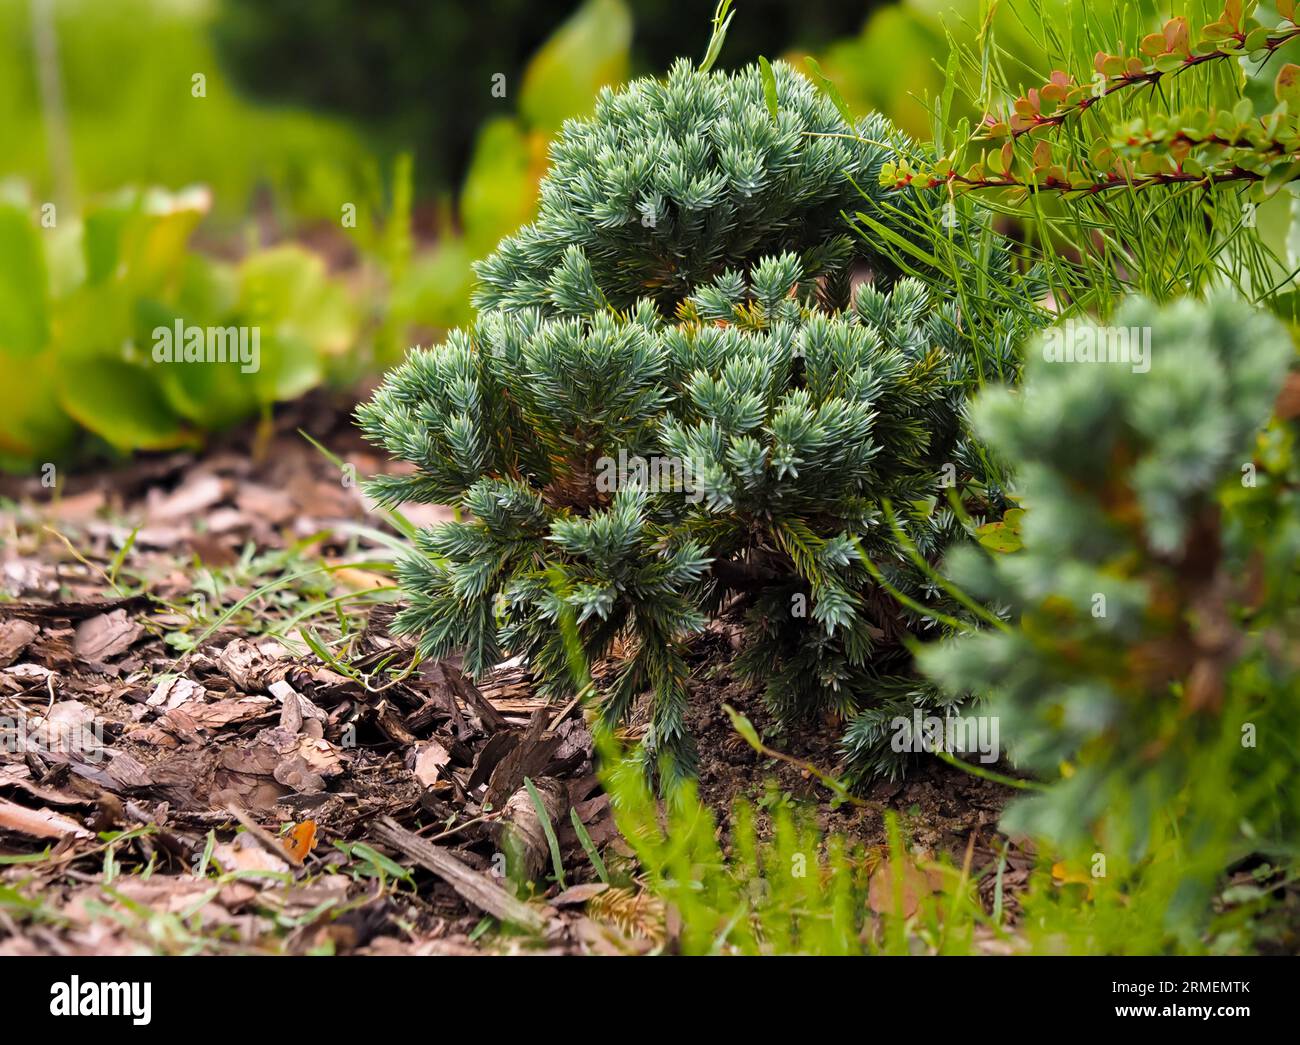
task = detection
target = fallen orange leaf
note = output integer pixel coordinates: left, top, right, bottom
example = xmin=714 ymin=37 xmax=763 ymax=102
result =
xmin=284 ymin=820 xmax=318 ymax=862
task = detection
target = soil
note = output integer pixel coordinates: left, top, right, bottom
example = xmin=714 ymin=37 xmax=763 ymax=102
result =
xmin=680 ymin=629 xmax=1015 ymax=858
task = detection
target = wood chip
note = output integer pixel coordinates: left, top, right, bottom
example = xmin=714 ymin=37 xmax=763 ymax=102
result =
xmin=0 ymin=619 xmax=40 ymax=667
xmin=146 ymin=474 xmax=226 ymax=522
xmin=424 ymin=660 xmax=507 ymax=733
xmin=0 ymin=796 xmax=92 ymax=840
xmin=485 ymin=711 xmax=560 ymax=810
xmin=551 ymin=882 xmax=609 ymax=906
xmin=73 ymin=609 xmax=142 ymax=662
xmin=496 ymin=776 xmax=569 ymax=881
xmin=370 ymin=816 xmax=547 ymax=932
xmin=412 ymin=739 xmax=451 ymax=788
xmin=148 ymin=676 xmax=206 ymax=709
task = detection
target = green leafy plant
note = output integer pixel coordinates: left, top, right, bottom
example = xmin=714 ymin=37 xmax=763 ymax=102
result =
xmin=1 ymin=0 xmax=368 ymax=224
xmin=0 ymin=183 xmax=356 ymax=471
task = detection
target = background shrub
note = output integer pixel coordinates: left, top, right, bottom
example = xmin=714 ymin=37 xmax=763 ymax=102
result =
xmin=922 ymin=295 xmax=1299 ymax=915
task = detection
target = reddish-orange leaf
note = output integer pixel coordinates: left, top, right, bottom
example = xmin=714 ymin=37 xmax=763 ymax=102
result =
xmin=284 ymin=820 xmax=318 ymax=862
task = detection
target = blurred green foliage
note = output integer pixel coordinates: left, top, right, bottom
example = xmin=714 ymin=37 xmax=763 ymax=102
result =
xmin=211 ymin=0 xmax=879 ymax=192
xmin=0 ymin=0 xmax=369 ymax=224
xmin=815 ymin=0 xmax=974 ymax=139
xmin=1 ymin=0 xmax=1017 ymax=399
xmin=0 ymin=0 xmax=660 ymax=465
xmin=0 ymin=181 xmax=356 ymax=470
xmin=919 ymin=296 xmax=1300 ymax=948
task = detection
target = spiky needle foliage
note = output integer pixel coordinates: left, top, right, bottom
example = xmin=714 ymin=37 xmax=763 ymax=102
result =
xmin=362 ymin=59 xmax=1029 ymax=784
xmin=361 ymin=266 xmax=1006 ymax=780
xmin=473 ymin=58 xmax=906 ymax=315
xmin=921 ymin=295 xmax=1299 ymax=877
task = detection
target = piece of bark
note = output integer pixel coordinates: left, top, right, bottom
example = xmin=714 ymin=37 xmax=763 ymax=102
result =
xmin=484 ymin=711 xmax=560 ymax=810
xmin=73 ymin=609 xmax=142 ymax=662
xmin=0 ymin=796 xmax=92 ymax=840
xmin=148 ymin=676 xmax=206 ymax=709
xmin=278 ymin=686 xmax=303 ymax=734
xmin=401 ymin=697 xmax=443 ymax=736
xmin=269 ymin=680 xmax=328 ymax=738
xmin=466 ymin=731 xmax=519 ymax=793
xmin=495 ymin=777 xmax=569 ymax=882
xmin=0 ymin=596 xmax=152 ymax=622
xmin=451 ymin=671 xmax=508 ymax=732
xmin=423 ymin=660 xmax=506 ymax=734
xmin=161 ymin=696 xmax=272 ymax=732
xmin=551 ymin=882 xmax=608 ymax=906
xmin=370 ymin=816 xmax=546 ymax=932
xmin=374 ymin=702 xmax=417 ymax=745
xmin=0 ymin=619 xmax=39 ymax=667
xmin=96 ymin=751 xmax=150 ymax=792
xmin=217 ymin=638 xmax=304 ymax=693
xmin=0 ymin=765 xmax=87 ymax=807
xmin=411 ymin=739 xmax=451 ymax=788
